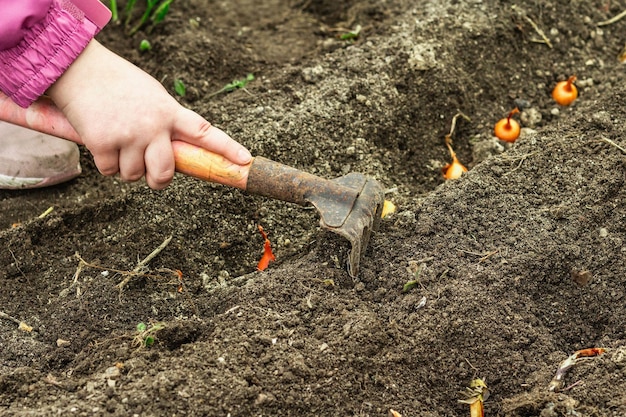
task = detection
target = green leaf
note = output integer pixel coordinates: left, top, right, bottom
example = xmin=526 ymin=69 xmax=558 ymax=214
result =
xmin=174 ymin=79 xmax=186 ymax=96
xmin=207 ymin=73 xmax=255 ymax=98
xmin=124 ymin=0 xmax=137 ymax=16
xmin=402 ymin=280 xmax=419 ymax=293
xmin=108 ymin=0 xmax=118 ymax=22
xmin=152 ymin=0 xmax=172 ymax=24
xmin=136 ymin=322 xmax=147 ymax=332
xmin=225 ymin=74 xmax=254 ymax=91
xmin=144 ymin=336 xmax=155 ymax=347
xmin=124 ymin=0 xmax=137 ymax=27
xmin=139 ymin=39 xmax=152 ymax=51
xmin=402 ymin=262 xmax=424 ymax=293
xmin=340 ymin=25 xmax=362 ymax=40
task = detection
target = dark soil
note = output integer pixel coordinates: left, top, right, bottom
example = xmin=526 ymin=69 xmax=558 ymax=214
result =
xmin=2 ymin=0 xmax=626 ymax=416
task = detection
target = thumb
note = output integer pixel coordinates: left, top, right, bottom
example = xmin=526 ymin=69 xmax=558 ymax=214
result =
xmin=173 ymin=108 xmax=252 ymax=165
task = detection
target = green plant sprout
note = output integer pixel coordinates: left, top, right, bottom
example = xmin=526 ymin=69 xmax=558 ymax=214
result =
xmin=109 ymin=0 xmax=119 ymax=22
xmin=340 ymin=25 xmax=362 ymax=41
xmin=108 ymin=0 xmax=173 ymax=35
xmin=130 ymin=0 xmax=172 ymax=35
xmin=174 ymin=79 xmax=186 ymax=96
xmin=207 ymin=73 xmax=255 ymax=98
xmin=139 ymin=39 xmax=152 ymax=51
xmin=150 ymin=0 xmax=172 ymax=26
xmin=402 ymin=263 xmax=425 ymax=293
xmin=133 ymin=322 xmax=165 ymax=348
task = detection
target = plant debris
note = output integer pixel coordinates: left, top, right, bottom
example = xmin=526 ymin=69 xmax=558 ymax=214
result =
xmin=257 ymin=225 xmax=276 ymax=271
xmin=548 ymin=347 xmax=606 ymax=392
xmin=381 ymin=200 xmax=397 ymax=218
xmin=459 ymin=378 xmax=489 ymax=417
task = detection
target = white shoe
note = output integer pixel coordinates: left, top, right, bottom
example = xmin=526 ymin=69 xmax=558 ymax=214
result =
xmin=0 ymin=121 xmax=81 ymax=189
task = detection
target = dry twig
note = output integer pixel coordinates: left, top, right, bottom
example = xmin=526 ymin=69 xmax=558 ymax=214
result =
xmin=597 ymin=9 xmax=626 ymax=26
xmin=7 ymin=247 xmax=25 ymax=278
xmin=70 ymin=250 xmax=194 ymax=311
xmin=116 ymin=235 xmax=173 ymax=290
xmin=448 ymin=111 xmax=471 ymax=138
xmin=0 ymin=310 xmax=21 ymax=325
xmin=0 ymin=310 xmax=33 ymax=331
xmin=502 ymin=151 xmax=539 ymax=175
xmin=69 ymin=236 xmax=181 ymax=295
xmin=512 ymin=5 xmax=553 ymax=48
xmin=598 ymin=136 xmax=626 ymax=154
xmin=459 ymin=249 xmax=499 ymax=263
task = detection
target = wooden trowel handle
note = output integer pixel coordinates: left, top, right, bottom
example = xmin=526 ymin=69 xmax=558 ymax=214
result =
xmin=171 ymin=141 xmax=251 ymax=189
xmin=0 ymin=92 xmax=251 ymax=189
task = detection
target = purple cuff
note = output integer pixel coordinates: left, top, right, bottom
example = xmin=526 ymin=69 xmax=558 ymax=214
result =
xmin=0 ymin=0 xmax=103 ymax=108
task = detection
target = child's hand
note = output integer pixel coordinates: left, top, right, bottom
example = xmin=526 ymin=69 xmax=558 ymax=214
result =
xmin=47 ymin=40 xmax=251 ymax=190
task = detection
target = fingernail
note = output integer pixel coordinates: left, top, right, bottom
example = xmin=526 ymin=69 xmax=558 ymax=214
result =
xmin=238 ymin=148 xmax=252 ymax=163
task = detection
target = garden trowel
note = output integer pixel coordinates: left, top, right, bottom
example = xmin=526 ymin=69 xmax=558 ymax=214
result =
xmin=0 ymin=92 xmax=384 ymax=277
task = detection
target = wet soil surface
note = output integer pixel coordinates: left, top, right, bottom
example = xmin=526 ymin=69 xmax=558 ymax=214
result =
xmin=2 ymin=0 xmax=626 ymax=416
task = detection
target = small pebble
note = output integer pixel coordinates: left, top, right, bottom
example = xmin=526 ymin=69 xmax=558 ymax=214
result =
xmin=520 ymin=108 xmax=542 ymax=127
xmin=56 ymin=339 xmax=71 ymax=347
xmin=513 ymin=98 xmax=531 ymax=109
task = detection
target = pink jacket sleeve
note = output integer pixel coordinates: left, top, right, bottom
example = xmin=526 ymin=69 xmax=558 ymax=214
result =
xmin=0 ymin=0 xmax=111 ymax=108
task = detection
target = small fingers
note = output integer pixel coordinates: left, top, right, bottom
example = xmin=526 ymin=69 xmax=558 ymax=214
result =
xmin=92 ymin=149 xmax=120 ymax=177
xmin=118 ymin=145 xmax=146 ymax=182
xmin=174 ymin=108 xmax=251 ymax=165
xmin=143 ymin=138 xmax=175 ymax=190
xmin=90 ymin=141 xmax=174 ymax=189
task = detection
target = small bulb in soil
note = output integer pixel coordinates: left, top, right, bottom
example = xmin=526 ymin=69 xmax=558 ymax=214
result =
xmin=494 ymin=108 xmax=521 ymax=143
xmin=442 ymin=135 xmax=467 ymax=180
xmin=552 ymin=75 xmax=578 ymax=106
